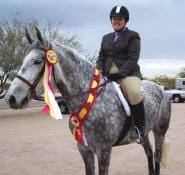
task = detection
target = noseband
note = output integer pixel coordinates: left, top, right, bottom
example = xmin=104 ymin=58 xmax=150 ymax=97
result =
xmin=16 ymin=65 xmax=45 ymax=100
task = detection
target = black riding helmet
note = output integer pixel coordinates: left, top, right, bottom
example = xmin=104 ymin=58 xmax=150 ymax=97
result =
xmin=110 ymin=6 xmax=129 ymax=22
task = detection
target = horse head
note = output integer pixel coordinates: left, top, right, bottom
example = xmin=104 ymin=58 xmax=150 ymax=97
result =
xmin=5 ymin=28 xmax=50 ymax=109
xmin=5 ymin=27 xmax=94 ymax=111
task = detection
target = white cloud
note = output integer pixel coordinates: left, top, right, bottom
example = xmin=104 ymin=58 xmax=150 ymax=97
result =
xmin=0 ymin=0 xmax=185 ymax=75
xmin=140 ymin=58 xmax=185 ymax=77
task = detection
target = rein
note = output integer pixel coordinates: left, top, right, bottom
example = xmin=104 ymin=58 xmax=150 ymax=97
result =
xmin=35 ymin=77 xmax=110 ymax=101
xmin=61 ymin=79 xmax=111 ymax=100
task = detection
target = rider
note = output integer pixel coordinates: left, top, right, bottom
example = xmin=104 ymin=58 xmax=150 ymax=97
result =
xmin=96 ymin=5 xmax=145 ymax=143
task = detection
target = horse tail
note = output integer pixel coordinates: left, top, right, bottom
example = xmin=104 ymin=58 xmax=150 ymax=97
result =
xmin=160 ymin=135 xmax=170 ymax=168
xmin=160 ymin=92 xmax=171 ymax=168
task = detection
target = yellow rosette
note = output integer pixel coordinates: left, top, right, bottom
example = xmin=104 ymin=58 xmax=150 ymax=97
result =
xmin=46 ymin=50 xmax=58 ymax=65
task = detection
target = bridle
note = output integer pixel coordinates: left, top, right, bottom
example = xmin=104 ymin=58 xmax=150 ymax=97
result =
xmin=16 ymin=64 xmax=45 ymax=101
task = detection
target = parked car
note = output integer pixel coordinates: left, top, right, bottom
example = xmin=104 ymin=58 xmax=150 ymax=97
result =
xmin=165 ymin=89 xmax=185 ymax=103
xmin=161 ymin=85 xmax=185 ymax=103
xmin=57 ymin=98 xmax=70 ymax=114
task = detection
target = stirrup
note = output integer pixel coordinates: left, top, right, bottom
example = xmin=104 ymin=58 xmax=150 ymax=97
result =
xmin=128 ymin=126 xmax=143 ymax=144
xmin=135 ymin=126 xmax=143 ymax=144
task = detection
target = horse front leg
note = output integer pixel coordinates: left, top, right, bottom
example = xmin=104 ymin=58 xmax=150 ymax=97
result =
xmin=77 ymin=143 xmax=95 ymax=175
xmin=97 ymin=145 xmax=112 ymax=175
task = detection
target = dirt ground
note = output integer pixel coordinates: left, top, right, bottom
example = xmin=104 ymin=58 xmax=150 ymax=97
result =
xmin=0 ymin=100 xmax=185 ymax=175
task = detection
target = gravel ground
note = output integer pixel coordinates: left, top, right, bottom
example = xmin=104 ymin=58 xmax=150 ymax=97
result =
xmin=0 ymin=100 xmax=185 ymax=175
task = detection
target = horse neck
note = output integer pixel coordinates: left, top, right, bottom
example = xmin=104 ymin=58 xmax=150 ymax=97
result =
xmin=53 ymin=44 xmax=94 ymax=112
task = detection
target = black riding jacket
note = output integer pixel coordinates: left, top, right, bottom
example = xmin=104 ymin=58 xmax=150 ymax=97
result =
xmin=96 ymin=27 xmax=142 ymax=79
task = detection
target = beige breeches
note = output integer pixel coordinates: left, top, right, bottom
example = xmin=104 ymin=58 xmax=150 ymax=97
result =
xmin=109 ymin=63 xmax=142 ymax=105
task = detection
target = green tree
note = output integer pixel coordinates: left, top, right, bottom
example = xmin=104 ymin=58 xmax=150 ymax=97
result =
xmin=150 ymin=75 xmax=175 ymax=89
xmin=0 ymin=17 xmax=38 ymax=98
xmin=177 ymin=67 xmax=185 ymax=78
xmin=42 ymin=20 xmax=83 ymax=52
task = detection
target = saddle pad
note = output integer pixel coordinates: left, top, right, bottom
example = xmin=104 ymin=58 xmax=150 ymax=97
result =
xmin=112 ymin=82 xmax=131 ymax=116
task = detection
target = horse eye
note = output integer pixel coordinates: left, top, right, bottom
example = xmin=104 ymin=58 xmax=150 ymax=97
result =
xmin=34 ymin=60 xmax=42 ymax=65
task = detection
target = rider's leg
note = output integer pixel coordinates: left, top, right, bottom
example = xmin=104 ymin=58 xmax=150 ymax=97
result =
xmin=130 ymin=100 xmax=145 ymax=143
xmin=119 ymin=76 xmax=145 ymax=143
xmin=109 ymin=64 xmax=145 ymax=143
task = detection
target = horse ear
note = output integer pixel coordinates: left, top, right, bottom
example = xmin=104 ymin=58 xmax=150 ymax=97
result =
xmin=25 ymin=28 xmax=33 ymax=44
xmin=35 ymin=27 xmax=44 ymax=45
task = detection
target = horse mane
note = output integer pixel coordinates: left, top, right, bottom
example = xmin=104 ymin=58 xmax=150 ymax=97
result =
xmin=53 ymin=42 xmax=94 ymax=70
xmin=48 ymin=41 xmax=101 ymax=111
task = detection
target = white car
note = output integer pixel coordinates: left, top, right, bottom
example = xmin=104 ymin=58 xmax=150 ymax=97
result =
xmin=161 ymin=86 xmax=185 ymax=103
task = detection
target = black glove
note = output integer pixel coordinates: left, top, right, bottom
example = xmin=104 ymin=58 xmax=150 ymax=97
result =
xmin=107 ymin=73 xmax=122 ymax=81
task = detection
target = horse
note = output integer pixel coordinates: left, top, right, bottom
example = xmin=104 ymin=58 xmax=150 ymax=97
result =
xmin=5 ymin=28 xmax=171 ymax=175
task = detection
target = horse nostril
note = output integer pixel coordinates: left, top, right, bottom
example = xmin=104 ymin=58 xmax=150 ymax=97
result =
xmin=9 ymin=95 xmax=16 ymax=105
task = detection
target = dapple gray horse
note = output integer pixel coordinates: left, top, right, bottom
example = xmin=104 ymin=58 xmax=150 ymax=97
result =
xmin=5 ymin=28 xmax=171 ymax=175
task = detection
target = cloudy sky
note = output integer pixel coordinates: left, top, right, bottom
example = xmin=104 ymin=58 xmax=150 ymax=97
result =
xmin=1 ymin=0 xmax=185 ymax=77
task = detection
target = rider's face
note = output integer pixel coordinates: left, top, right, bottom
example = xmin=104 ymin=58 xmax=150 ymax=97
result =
xmin=111 ymin=17 xmax=126 ymax=31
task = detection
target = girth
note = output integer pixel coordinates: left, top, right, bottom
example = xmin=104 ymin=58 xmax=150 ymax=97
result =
xmin=113 ymin=116 xmax=132 ymax=146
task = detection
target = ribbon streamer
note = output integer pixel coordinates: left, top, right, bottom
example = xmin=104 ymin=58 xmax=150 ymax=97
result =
xmin=69 ymin=68 xmax=100 ymax=146
xmin=42 ymin=50 xmax=62 ymax=120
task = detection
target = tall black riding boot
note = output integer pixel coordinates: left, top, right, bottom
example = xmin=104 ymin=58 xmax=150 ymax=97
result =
xmin=130 ymin=100 xmax=145 ymax=144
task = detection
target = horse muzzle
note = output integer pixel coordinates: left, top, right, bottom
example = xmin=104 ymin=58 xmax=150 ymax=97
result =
xmin=5 ymin=92 xmax=30 ymax=109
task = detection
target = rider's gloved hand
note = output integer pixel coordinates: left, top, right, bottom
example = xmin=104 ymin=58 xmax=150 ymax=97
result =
xmin=107 ymin=73 xmax=122 ymax=81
